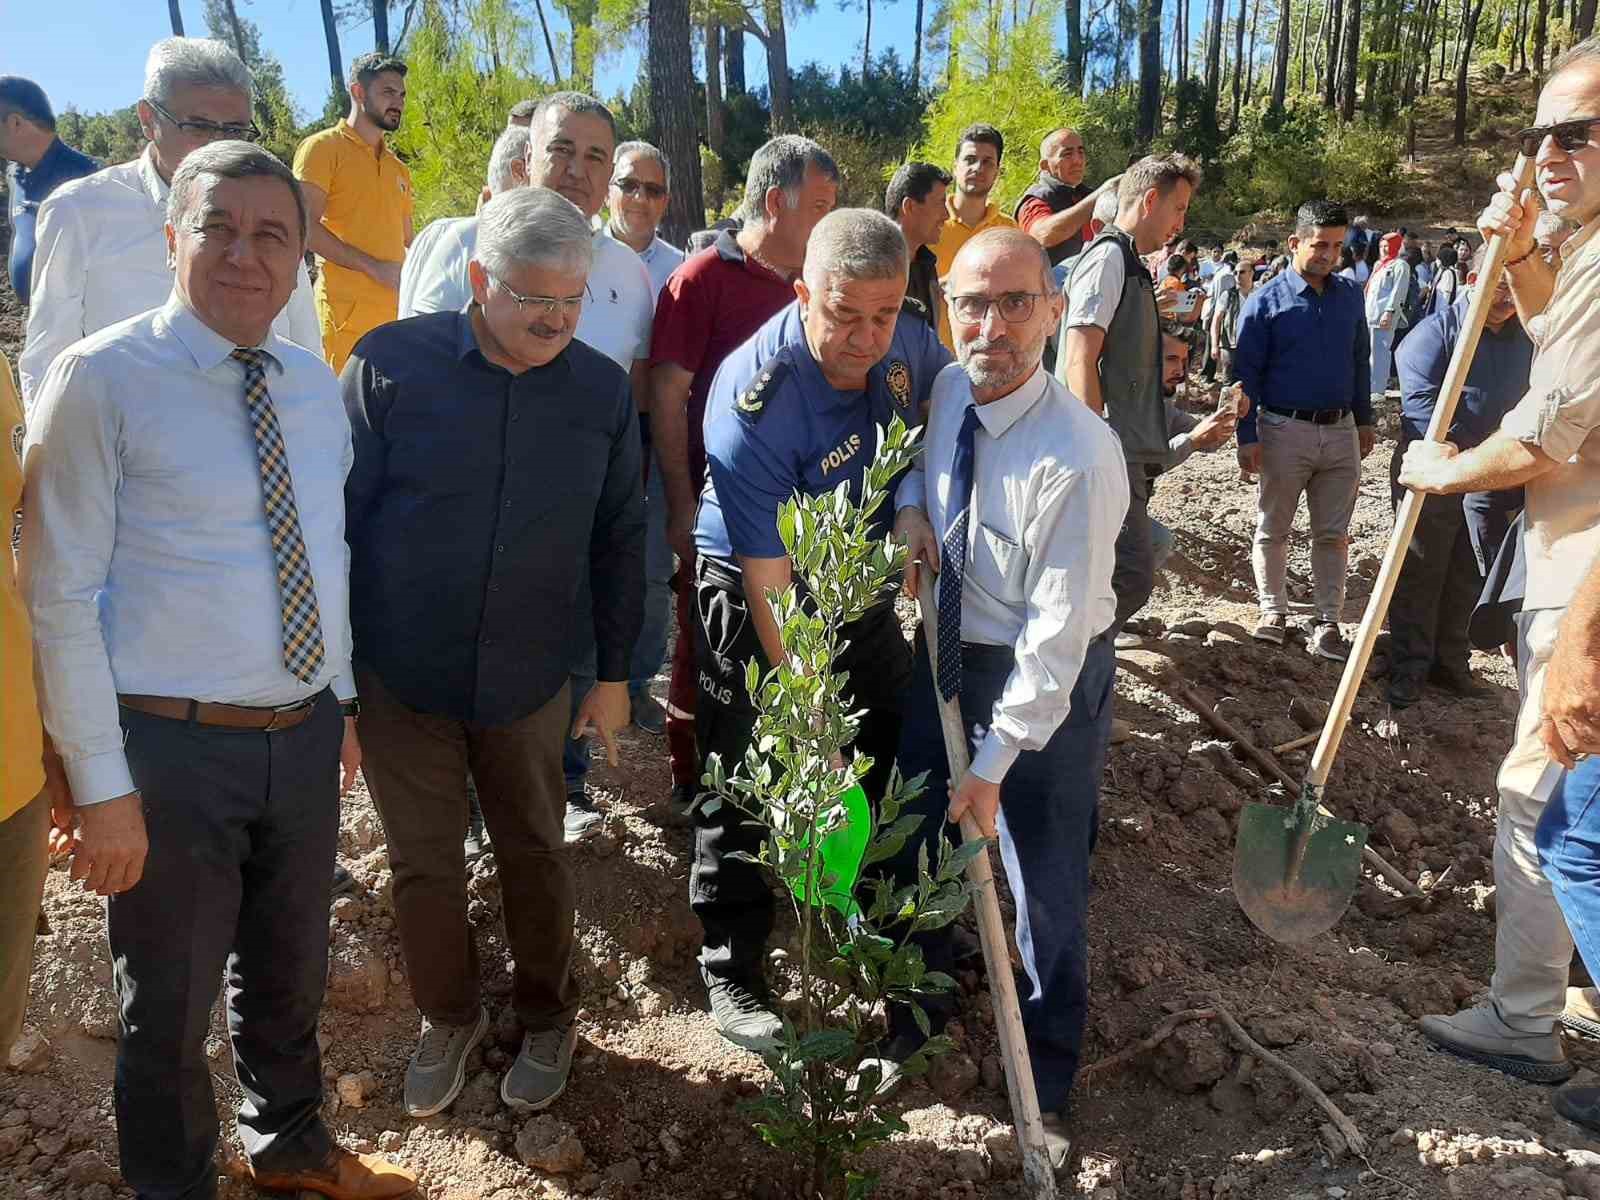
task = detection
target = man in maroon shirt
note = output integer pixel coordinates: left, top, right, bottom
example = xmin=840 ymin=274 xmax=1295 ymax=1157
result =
xmin=650 ymin=134 xmax=839 ymax=804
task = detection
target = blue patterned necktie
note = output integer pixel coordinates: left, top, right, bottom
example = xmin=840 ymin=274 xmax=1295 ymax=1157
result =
xmin=936 ymin=404 xmax=982 ymax=701
xmin=231 ymin=348 xmax=327 ymax=685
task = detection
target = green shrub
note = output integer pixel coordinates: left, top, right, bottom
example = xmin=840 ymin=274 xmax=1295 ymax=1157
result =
xmin=1323 ymin=122 xmax=1405 ymax=212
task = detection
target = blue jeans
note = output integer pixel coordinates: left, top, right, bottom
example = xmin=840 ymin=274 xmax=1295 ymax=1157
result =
xmin=886 ymin=632 xmax=1116 ymax=1112
xmin=1369 ymin=323 xmax=1396 ymax=397
xmin=629 ymin=445 xmax=674 ymax=699
xmin=1538 ymin=755 xmax=1600 ymax=982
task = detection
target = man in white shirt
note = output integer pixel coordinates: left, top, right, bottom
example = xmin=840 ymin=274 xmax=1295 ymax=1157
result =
xmin=21 ymin=140 xmax=412 ymax=1200
xmin=396 ymin=123 xmax=528 ymax=318
xmin=18 ymin=37 xmax=318 ymax=406
xmin=889 ymin=227 xmax=1129 ymax=1167
xmin=602 ymin=139 xmax=684 ymax=736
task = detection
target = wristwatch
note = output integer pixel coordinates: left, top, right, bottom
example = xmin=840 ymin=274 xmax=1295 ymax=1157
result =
xmin=340 ymin=698 xmax=362 ymax=719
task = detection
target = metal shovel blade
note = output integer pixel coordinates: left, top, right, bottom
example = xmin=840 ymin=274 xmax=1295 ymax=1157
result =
xmin=1233 ymin=799 xmax=1369 ymax=943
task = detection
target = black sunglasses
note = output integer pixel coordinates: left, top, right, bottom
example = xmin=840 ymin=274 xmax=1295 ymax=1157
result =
xmin=1515 ymin=116 xmax=1600 ymax=157
xmin=613 ymin=178 xmax=667 ymax=200
xmin=146 ymin=96 xmax=261 ymax=143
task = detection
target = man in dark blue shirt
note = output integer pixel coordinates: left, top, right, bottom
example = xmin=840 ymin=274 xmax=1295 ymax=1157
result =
xmin=1233 ymin=199 xmax=1374 ymax=661
xmin=691 ymin=208 xmax=950 ymax=1049
xmin=0 ymin=77 xmax=96 ymax=306
xmin=342 ymin=189 xmax=644 ymax=1120
xmin=1388 ymin=251 xmax=1534 ymax=706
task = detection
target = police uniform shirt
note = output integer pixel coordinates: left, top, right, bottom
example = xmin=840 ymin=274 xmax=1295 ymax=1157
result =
xmin=695 ymin=301 xmax=951 ymax=562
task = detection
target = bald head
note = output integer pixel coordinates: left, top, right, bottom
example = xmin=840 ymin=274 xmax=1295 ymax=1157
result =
xmin=951 ymin=226 xmax=1054 ymax=295
xmin=1040 ymin=127 xmax=1087 ymax=187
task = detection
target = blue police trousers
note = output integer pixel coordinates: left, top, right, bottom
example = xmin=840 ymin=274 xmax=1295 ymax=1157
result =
xmin=888 ymin=631 xmax=1115 ymax=1113
xmin=1538 ymin=756 xmax=1600 ymax=985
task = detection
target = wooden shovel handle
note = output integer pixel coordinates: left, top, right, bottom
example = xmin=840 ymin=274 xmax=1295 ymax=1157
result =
xmin=915 ymin=574 xmax=1059 ymax=1199
xmin=1305 ymin=155 xmax=1535 ymax=788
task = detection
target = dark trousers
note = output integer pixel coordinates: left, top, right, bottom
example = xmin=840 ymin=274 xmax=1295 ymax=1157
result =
xmin=1539 ymin=756 xmax=1600 ymax=986
xmin=666 ymin=565 xmax=700 ymax=787
xmin=1388 ymin=444 xmax=1481 ymax=681
xmin=111 ymin=692 xmax=341 ymax=1200
xmin=689 ymin=559 xmax=912 ymax=980
xmin=888 ymin=633 xmax=1116 ymax=1114
xmin=1466 ymin=486 xmax=1524 ymax=577
xmin=356 ymin=666 xmax=579 ymax=1032
xmin=1112 ymin=461 xmax=1156 ymax=631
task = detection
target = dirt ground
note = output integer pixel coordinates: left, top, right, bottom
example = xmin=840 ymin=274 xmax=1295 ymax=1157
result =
xmin=10 ymin=130 xmax=1600 ymax=1200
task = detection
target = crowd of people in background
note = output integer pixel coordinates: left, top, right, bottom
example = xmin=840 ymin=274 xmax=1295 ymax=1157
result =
xmin=5 ymin=28 xmax=1600 ymax=1198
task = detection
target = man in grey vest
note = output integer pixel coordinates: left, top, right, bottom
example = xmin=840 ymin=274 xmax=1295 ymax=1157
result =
xmin=1057 ymin=152 xmax=1203 ymax=635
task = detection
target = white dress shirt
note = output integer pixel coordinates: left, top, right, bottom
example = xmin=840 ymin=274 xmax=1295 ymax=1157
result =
xmin=897 ymin=363 xmax=1129 ymax=783
xmin=618 ymin=230 xmax=685 ymax=299
xmin=397 ymin=217 xmax=654 ymax=370
xmin=397 ymin=214 xmax=474 ymax=319
xmin=21 ymin=293 xmax=355 ymax=806
xmin=19 ymin=145 xmax=320 ymax=406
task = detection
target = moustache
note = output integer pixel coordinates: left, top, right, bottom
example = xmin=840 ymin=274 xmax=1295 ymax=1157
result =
xmin=967 ymin=336 xmax=1017 ymax=355
xmin=525 ymin=322 xmax=566 ymax=340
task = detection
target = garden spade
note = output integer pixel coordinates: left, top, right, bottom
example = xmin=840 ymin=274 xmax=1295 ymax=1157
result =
xmin=1234 ymin=154 xmax=1535 ymax=944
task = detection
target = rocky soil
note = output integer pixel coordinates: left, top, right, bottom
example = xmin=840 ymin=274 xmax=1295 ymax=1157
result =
xmin=9 ymin=159 xmax=1600 ymax=1200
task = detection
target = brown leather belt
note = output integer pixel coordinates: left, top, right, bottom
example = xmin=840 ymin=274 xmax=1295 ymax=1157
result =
xmin=117 ymin=693 xmax=319 ymax=732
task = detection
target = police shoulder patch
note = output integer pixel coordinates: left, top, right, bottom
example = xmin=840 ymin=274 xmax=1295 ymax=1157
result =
xmin=885 ymin=359 xmax=913 ymax=410
xmin=735 ymin=355 xmax=790 ymax=420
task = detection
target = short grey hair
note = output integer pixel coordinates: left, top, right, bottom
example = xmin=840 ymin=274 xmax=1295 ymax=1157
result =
xmin=475 ymin=187 xmax=594 ymax=279
xmin=614 ymin=140 xmax=671 ymax=190
xmin=144 ymin=37 xmax=252 ymax=108
xmin=741 ymin=135 xmax=840 ymax=225
xmin=1092 ymin=188 xmax=1120 ymax=226
xmin=802 ymin=208 xmax=907 ymax=289
xmin=486 ymin=125 xmax=530 ymax=195
xmin=529 ymin=91 xmax=617 ymax=139
xmin=1549 ymin=33 xmax=1600 ymax=79
xmin=168 ymin=139 xmax=307 ymax=244
xmin=955 ymin=226 xmax=1054 ymax=294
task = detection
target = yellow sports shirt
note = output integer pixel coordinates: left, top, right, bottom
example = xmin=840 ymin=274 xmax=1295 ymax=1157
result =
xmin=2 ymin=358 xmax=44 ymax=819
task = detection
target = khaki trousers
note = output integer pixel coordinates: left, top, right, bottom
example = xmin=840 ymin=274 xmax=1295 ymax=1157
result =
xmin=0 ymin=791 xmax=49 ymax=1056
xmin=1492 ymin=608 xmax=1573 ymax=1032
xmin=1252 ymin=410 xmax=1361 ymax=624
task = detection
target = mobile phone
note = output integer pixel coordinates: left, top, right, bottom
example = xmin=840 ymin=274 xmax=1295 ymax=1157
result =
xmin=1168 ymin=290 xmax=1199 ymax=315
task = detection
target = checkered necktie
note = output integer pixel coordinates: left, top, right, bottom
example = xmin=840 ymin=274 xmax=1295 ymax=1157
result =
xmin=231 ymin=348 xmax=326 ymax=685
xmin=936 ymin=404 xmax=982 ymax=701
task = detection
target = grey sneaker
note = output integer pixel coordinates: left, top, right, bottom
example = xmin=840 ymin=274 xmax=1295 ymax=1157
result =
xmin=704 ymin=969 xmax=782 ymax=1051
xmin=1308 ymin=622 xmax=1351 ymax=662
xmin=563 ymin=789 xmax=603 ymax=844
xmin=1252 ymin=613 xmax=1288 ymax=645
xmin=501 ymin=1023 xmax=578 ymax=1111
xmin=1419 ymin=1001 xmax=1574 ymax=1083
xmin=404 ymin=1007 xmax=489 ymax=1117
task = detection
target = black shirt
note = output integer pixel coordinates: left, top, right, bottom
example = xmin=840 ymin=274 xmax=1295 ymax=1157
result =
xmin=906 ymin=244 xmax=942 ymax=329
xmin=343 ymin=310 xmax=645 ymax=724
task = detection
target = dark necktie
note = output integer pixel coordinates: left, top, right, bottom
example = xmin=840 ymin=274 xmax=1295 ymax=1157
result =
xmin=936 ymin=404 xmax=982 ymax=701
xmin=231 ymin=348 xmax=327 ymax=686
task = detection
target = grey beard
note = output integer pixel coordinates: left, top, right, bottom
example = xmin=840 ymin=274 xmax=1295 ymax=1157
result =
xmin=958 ymin=331 xmax=1045 ymax=390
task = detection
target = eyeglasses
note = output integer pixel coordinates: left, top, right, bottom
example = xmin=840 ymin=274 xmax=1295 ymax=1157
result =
xmin=487 ymin=270 xmax=587 ymax=319
xmin=613 ymin=178 xmax=667 ymax=200
xmin=948 ymin=291 xmax=1047 ymax=325
xmin=145 ymin=96 xmax=261 ymax=143
xmin=1514 ymin=116 xmax=1600 ymax=157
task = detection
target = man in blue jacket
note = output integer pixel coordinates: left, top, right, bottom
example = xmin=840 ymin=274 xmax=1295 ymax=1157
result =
xmin=1389 ymin=245 xmax=1534 ymax=707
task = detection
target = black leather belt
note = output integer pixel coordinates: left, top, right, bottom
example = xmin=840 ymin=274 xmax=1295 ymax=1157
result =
xmin=1263 ymin=404 xmax=1349 ymax=425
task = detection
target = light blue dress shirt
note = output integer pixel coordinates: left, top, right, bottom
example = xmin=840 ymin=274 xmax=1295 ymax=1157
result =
xmin=21 ymin=294 xmax=355 ymax=806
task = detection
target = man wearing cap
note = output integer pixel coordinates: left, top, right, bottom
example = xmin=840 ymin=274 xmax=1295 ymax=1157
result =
xmin=0 ymin=75 xmax=97 ymax=306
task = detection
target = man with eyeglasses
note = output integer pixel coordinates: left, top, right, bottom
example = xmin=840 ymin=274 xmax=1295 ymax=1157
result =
xmin=341 ymin=187 xmax=644 ymax=1120
xmin=688 ymin=209 xmax=948 ymax=1048
xmin=293 ymin=53 xmax=413 ymax=375
xmin=887 ymin=227 xmax=1128 ymax=1168
xmin=18 ymin=37 xmax=319 ymax=405
xmin=1387 ymin=243 xmax=1534 ymax=710
xmin=603 ymin=140 xmax=683 ymax=739
xmin=1399 ymin=35 xmax=1600 ymax=1105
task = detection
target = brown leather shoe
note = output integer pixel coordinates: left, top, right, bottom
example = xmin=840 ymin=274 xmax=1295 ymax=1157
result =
xmin=250 ymin=1148 xmax=417 ymax=1200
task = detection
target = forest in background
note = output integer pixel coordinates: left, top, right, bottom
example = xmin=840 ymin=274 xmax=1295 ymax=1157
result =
xmin=53 ymin=0 xmax=1594 ymax=244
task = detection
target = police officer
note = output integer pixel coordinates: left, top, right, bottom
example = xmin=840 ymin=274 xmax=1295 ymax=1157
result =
xmin=690 ymin=208 xmax=951 ymax=1047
